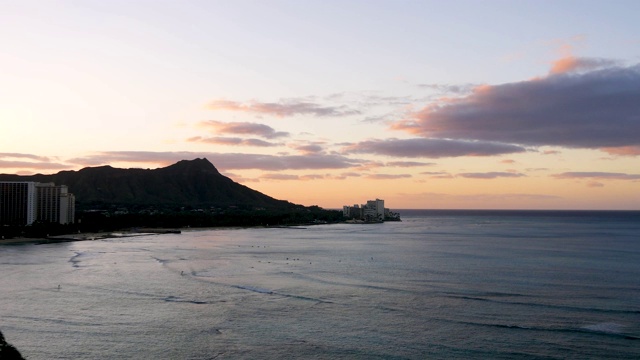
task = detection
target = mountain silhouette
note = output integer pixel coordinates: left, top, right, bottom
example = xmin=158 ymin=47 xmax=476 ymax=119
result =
xmin=0 ymin=158 xmax=298 ymax=210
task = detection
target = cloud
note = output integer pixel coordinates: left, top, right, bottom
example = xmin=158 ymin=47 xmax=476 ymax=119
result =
xmin=0 ymin=153 xmax=52 ymax=162
xmin=352 ymin=161 xmax=385 ymax=171
xmin=552 ymin=172 xmax=640 ymax=180
xmin=457 ymin=172 xmax=526 ymax=179
xmin=600 ymin=146 xmax=640 ymax=156
xmin=421 ymin=171 xmax=453 ymax=179
xmin=0 ymin=160 xmax=70 ymax=171
xmin=261 ymin=173 xmax=300 ymax=181
xmin=549 ymin=56 xmax=620 ymax=75
xmin=417 ymin=83 xmax=477 ymax=94
xmin=386 ymin=161 xmax=435 ymax=167
xmin=366 ymin=174 xmax=412 ymax=180
xmin=587 ymin=181 xmax=605 ymax=188
xmin=339 ymin=172 xmax=362 ymax=178
xmin=290 ymin=142 xmax=326 ymax=155
xmin=392 ymin=60 xmax=640 ymax=153
xmin=500 ymin=159 xmax=516 ymax=164
xmin=396 ymin=192 xmax=561 ymax=202
xmin=198 ymin=120 xmax=289 ymax=139
xmin=208 ymin=99 xmax=360 ymax=117
xmin=343 ymin=138 xmax=527 ymax=158
xmin=68 ymin=151 xmax=361 ymax=171
xmin=0 ymin=153 xmax=70 ymax=171
xmin=221 ymin=172 xmax=260 ymax=183
xmin=188 ymin=136 xmax=279 ymax=147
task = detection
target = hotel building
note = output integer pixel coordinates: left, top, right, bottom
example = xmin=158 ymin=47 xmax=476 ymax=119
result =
xmin=0 ymin=182 xmax=37 ymax=226
xmin=0 ymin=181 xmax=75 ymax=226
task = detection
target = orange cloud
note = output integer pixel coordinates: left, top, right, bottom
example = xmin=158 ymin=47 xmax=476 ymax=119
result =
xmin=600 ymin=146 xmax=640 ymax=156
xmin=550 ymin=56 xmax=580 ymax=74
xmin=550 ymin=56 xmax=619 ymax=75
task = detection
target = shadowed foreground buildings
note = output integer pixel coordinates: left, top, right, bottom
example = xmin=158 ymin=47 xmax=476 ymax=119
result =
xmin=0 ymin=181 xmax=75 ymax=226
xmin=343 ymin=199 xmax=401 ymax=222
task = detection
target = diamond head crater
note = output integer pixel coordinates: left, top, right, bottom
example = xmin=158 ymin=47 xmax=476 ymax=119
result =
xmin=0 ymin=158 xmax=347 ymax=240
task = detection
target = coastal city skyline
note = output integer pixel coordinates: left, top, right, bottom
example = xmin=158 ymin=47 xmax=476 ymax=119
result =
xmin=2 ymin=1 xmax=639 ymax=210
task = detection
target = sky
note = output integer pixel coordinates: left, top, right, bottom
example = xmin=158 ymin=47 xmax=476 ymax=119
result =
xmin=1 ymin=0 xmax=639 ymax=210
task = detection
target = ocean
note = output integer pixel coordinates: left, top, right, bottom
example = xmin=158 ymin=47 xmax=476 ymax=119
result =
xmin=1 ymin=210 xmax=639 ymax=359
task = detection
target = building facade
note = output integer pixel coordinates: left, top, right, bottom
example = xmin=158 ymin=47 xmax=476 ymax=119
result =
xmin=0 ymin=182 xmax=37 ymax=226
xmin=0 ymin=182 xmax=75 ymax=226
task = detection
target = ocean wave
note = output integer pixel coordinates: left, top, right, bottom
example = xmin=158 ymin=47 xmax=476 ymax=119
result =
xmin=446 ymin=294 xmax=640 ymax=315
xmin=162 ymin=296 xmax=209 ymax=305
xmin=233 ymin=285 xmax=333 ymax=304
xmin=68 ymin=251 xmax=103 ymax=268
xmin=150 ymin=256 xmax=170 ymax=265
xmin=438 ymin=317 xmax=640 ymax=340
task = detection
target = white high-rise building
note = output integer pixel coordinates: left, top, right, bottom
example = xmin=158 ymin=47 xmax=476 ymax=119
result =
xmin=365 ymin=199 xmax=385 ymax=221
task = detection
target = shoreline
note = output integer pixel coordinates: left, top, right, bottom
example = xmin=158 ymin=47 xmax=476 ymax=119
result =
xmin=0 ymin=229 xmax=181 ymax=246
xmin=0 ymin=219 xmax=393 ymax=246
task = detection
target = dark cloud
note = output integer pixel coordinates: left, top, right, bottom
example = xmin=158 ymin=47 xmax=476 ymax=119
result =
xmin=208 ymin=99 xmax=360 ymax=117
xmin=188 ymin=136 xmax=279 ymax=147
xmin=68 ymin=151 xmax=361 ymax=171
xmin=457 ymin=172 xmax=526 ymax=179
xmin=343 ymin=138 xmax=526 ymax=158
xmin=393 ymin=61 xmax=640 ymax=153
xmin=290 ymin=143 xmax=325 ymax=154
xmin=552 ymin=172 xmax=640 ymax=180
xmin=199 ymin=120 xmax=289 ymax=139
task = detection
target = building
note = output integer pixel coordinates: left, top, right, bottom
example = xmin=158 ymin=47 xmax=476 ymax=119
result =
xmin=365 ymin=199 xmax=385 ymax=221
xmin=0 ymin=182 xmax=37 ymax=226
xmin=0 ymin=181 xmax=75 ymax=226
xmin=36 ymin=183 xmax=75 ymax=225
xmin=343 ymin=198 xmax=398 ymax=222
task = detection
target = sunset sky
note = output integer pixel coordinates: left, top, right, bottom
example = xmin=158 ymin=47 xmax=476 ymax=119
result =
xmin=2 ymin=0 xmax=639 ymax=210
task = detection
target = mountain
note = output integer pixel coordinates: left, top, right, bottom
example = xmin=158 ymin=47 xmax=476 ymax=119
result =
xmin=0 ymin=158 xmax=298 ymax=210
